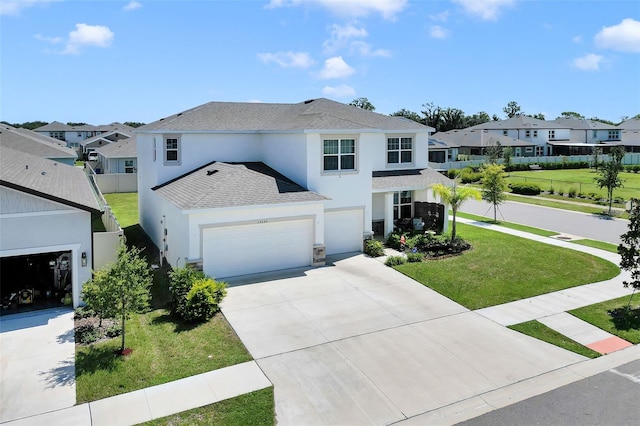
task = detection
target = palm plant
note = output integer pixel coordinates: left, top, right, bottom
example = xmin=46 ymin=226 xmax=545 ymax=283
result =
xmin=432 ymin=181 xmax=481 ymax=244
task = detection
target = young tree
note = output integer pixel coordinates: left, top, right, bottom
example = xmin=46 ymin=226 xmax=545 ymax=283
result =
xmin=595 ymin=146 xmax=626 ymax=215
xmin=618 ymin=199 xmax=640 ymax=307
xmin=481 ymin=164 xmax=508 ymax=222
xmin=432 ymin=181 xmax=481 ymax=244
xmin=484 ymin=141 xmax=502 ymax=164
xmin=82 ymin=245 xmax=152 ymax=354
xmin=591 ymin=146 xmax=602 ymax=171
xmin=502 ymin=146 xmax=513 ymax=171
xmin=349 ymin=97 xmax=375 ymax=111
xmin=503 ymin=101 xmax=522 ymax=118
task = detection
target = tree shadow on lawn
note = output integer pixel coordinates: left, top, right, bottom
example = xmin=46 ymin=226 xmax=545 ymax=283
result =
xmin=608 ymin=306 xmax=640 ymax=331
xmin=150 ymin=311 xmax=202 ymax=333
xmin=75 ymin=344 xmax=122 ymax=377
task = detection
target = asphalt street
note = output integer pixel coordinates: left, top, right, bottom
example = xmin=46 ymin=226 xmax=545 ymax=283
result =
xmin=459 ymin=359 xmax=640 ymax=426
xmin=460 ymin=198 xmax=630 ymax=245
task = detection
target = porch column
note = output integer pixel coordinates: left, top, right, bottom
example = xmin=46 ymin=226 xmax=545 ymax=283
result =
xmin=384 ymin=192 xmax=395 ymax=236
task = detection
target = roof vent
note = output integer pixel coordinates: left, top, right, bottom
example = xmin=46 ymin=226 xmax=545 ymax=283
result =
xmin=206 ymin=169 xmax=218 ymax=176
xmin=41 ymin=171 xmax=46 ymax=176
xmin=304 ymin=99 xmax=314 ymax=104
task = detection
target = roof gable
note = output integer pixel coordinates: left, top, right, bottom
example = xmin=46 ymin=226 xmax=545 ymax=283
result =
xmin=0 ymin=125 xmax=77 ymax=159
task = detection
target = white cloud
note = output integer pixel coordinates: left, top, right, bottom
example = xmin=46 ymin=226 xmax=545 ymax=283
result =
xmin=452 ymin=0 xmax=515 ymax=21
xmin=349 ymin=40 xmax=390 ymax=57
xmin=258 ymin=51 xmax=315 ymax=68
xmin=317 ymin=56 xmax=355 ymax=79
xmin=34 ymin=33 xmax=63 ymax=44
xmin=1 ymin=0 xmax=58 ymax=16
xmin=429 ymin=10 xmax=450 ymax=22
xmin=594 ymin=18 xmax=640 ymax=53
xmin=572 ymin=35 xmax=583 ymax=44
xmin=572 ymin=53 xmax=604 ymax=71
xmin=322 ymin=84 xmax=356 ymax=97
xmin=266 ymin=0 xmax=407 ymax=20
xmin=323 ymin=23 xmax=368 ymax=54
xmin=63 ymin=23 xmax=115 ymax=55
xmin=123 ymin=1 xmax=142 ymax=12
xmin=429 ymin=25 xmax=450 ymax=39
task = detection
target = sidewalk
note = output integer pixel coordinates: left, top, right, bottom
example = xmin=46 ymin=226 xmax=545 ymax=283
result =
xmin=1 ymin=361 xmax=271 ymax=426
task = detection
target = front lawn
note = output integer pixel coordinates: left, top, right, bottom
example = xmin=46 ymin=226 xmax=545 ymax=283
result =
xmin=395 ymin=223 xmax=620 ymax=309
xmin=569 ymin=295 xmax=640 ymax=344
xmin=508 ymin=320 xmax=600 ymax=359
xmin=76 ymin=310 xmax=252 ymax=403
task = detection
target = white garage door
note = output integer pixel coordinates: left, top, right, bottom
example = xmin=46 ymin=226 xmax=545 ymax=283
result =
xmin=324 ymin=209 xmax=363 ymax=255
xmin=202 ymin=218 xmax=313 ymax=278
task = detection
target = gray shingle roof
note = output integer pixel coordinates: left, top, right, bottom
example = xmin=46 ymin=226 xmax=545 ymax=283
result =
xmin=432 ymin=130 xmax=532 ymax=148
xmin=470 ymin=116 xmax=567 ymax=130
xmin=0 ymin=125 xmax=77 ymax=159
xmin=81 ymin=130 xmax=132 ymax=147
xmin=153 ymin=161 xmax=329 ymax=210
xmin=34 ymin=121 xmax=74 ymax=132
xmin=0 ymin=147 xmax=101 ymax=213
xmin=618 ymin=118 xmax=640 ymax=130
xmin=95 ymin=136 xmax=137 ymax=158
xmin=372 ymin=168 xmax=453 ymax=192
xmin=549 ymin=117 xmax=618 ymax=130
xmin=138 ymin=98 xmax=434 ymax=133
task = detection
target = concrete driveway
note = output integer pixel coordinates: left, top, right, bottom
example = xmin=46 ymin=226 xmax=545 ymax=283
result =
xmin=222 ymin=254 xmax=586 ymax=425
xmin=0 ymin=308 xmax=76 ymax=423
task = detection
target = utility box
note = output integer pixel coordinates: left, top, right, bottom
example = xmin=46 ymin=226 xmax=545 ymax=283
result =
xmin=313 ymin=244 xmax=326 ymax=267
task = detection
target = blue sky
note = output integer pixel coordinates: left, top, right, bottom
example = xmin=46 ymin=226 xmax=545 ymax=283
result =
xmin=1 ymin=0 xmax=639 ymax=125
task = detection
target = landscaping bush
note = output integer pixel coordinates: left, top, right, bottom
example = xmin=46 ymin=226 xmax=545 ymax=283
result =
xmin=74 ymin=306 xmax=96 ymax=320
xmin=548 ymin=186 xmax=555 ymax=195
xmin=459 ymin=167 xmax=482 ymax=184
xmin=364 ymin=239 xmax=385 ymax=257
xmin=168 ymin=265 xmax=206 ymax=319
xmin=183 ymin=278 xmax=227 ymax=323
xmin=385 ymin=255 xmax=406 ymax=267
xmin=633 ymin=165 xmax=640 ymax=173
xmin=567 ymin=186 xmax=577 ymax=198
xmin=386 ymin=233 xmax=402 ymax=250
xmin=508 ymin=182 xmax=541 ymax=195
xmin=406 ymin=252 xmax=423 ymax=262
xmin=447 ymin=169 xmax=460 ymax=179
xmin=76 ymin=324 xmax=101 ymax=344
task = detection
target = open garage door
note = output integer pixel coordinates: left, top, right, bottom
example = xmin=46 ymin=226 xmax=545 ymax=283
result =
xmin=324 ymin=209 xmax=364 ymax=255
xmin=1 ymin=251 xmax=73 ymax=314
xmin=202 ymin=218 xmax=313 ymax=279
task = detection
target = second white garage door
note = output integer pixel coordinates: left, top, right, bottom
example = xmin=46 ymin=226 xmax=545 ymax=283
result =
xmin=324 ymin=209 xmax=364 ymax=255
xmin=202 ymin=218 xmax=313 ymax=278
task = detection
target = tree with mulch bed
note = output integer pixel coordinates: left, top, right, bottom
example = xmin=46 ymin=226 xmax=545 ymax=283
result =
xmin=82 ymin=244 xmax=152 ymax=355
xmin=432 ymin=181 xmax=480 ymax=244
xmin=612 ymin=198 xmax=640 ymax=326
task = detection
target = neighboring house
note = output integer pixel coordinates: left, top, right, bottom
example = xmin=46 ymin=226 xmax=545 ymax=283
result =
xmin=428 ymin=137 xmax=459 ymax=164
xmin=0 ymin=124 xmax=77 ymax=165
xmin=135 ymin=98 xmax=450 ymax=279
xmin=432 ymin=129 xmax=533 ymax=157
xmin=546 ymin=117 xmax=622 ymax=155
xmin=94 ymin=136 xmax=137 ymax=174
xmin=469 ymin=116 xmax=569 ymax=156
xmin=80 ymin=129 xmax=132 ymax=158
xmin=34 ymin=121 xmax=135 ymax=153
xmin=619 ymin=118 xmax=640 ymax=153
xmin=0 ymin=146 xmax=102 ymax=309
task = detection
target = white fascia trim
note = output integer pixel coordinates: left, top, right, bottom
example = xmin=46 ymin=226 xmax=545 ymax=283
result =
xmin=181 ymin=199 xmax=329 ymax=215
xmin=0 ymin=243 xmax=81 ymax=258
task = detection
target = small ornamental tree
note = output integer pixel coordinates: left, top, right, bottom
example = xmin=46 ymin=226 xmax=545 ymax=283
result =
xmin=595 ymin=146 xmax=625 ymax=215
xmin=432 ymin=181 xmax=481 ymax=244
xmin=481 ymin=164 xmax=508 ymax=222
xmin=619 ymin=199 xmax=640 ymax=307
xmin=82 ymin=245 xmax=152 ymax=354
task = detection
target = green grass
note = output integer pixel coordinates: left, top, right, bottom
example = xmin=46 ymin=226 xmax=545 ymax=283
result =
xmin=509 ymin=320 xmax=601 ymax=359
xmin=395 ymin=223 xmax=620 ymax=309
xmin=103 ymin=192 xmax=139 ymax=228
xmin=505 ymin=194 xmax=612 ymax=215
xmin=142 ymin=388 xmax=275 ymax=426
xmin=507 ymin=168 xmax=640 ymax=201
xmin=570 ymin=239 xmax=619 ymax=253
xmin=456 ymin=212 xmax=557 ymax=237
xmin=76 ymin=310 xmax=252 ymax=403
xmin=569 ymin=295 xmax=640 ymax=344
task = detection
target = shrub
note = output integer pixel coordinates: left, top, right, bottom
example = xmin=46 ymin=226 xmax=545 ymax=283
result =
xmin=459 ymin=167 xmax=482 ymax=184
xmin=168 ymin=265 xmax=206 ymax=319
xmin=557 ymin=187 xmax=565 ymax=196
xmin=406 ymin=252 xmax=423 ymax=263
xmin=183 ymin=278 xmax=227 ymax=323
xmin=386 ymin=233 xmax=402 ymax=250
xmin=633 ymin=165 xmax=640 ymax=173
xmin=614 ymin=196 xmax=625 ymax=204
xmin=548 ymin=186 xmax=555 ymax=195
xmin=105 ymin=323 xmax=122 ymax=338
xmin=385 ymin=255 xmax=406 ymax=267
xmin=74 ymin=306 xmax=96 ymax=320
xmin=447 ymin=169 xmax=460 ymax=179
xmin=567 ymin=186 xmax=577 ymax=198
xmin=76 ymin=324 xmax=100 ymax=344
xmin=508 ymin=182 xmax=541 ymax=195
xmin=364 ymin=239 xmax=385 ymax=257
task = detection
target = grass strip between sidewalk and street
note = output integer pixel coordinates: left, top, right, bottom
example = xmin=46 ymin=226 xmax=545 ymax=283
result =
xmin=395 ymin=223 xmax=620 ymax=310
xmin=569 ymin=295 xmax=640 ymax=344
xmin=141 ymin=388 xmax=275 ymax=426
xmin=456 ymin=212 xmax=557 ymax=237
xmin=508 ymin=320 xmax=601 ymax=359
xmin=569 ymin=239 xmax=619 ymax=253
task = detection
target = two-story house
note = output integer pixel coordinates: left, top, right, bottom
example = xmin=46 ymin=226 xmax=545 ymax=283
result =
xmin=135 ymin=98 xmax=450 ymax=279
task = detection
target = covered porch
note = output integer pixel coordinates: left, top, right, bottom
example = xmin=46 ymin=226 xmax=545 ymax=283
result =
xmin=371 ymin=169 xmax=453 ymax=238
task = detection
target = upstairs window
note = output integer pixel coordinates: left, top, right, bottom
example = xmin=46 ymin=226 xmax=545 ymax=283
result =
xmin=533 ymin=130 xmax=538 ymax=137
xmin=323 ymin=138 xmax=355 ymax=171
xmin=593 ymin=130 xmax=598 ymax=138
xmin=164 ymin=136 xmax=180 ymax=164
xmin=525 ymin=130 xmax=531 ymax=138
xmin=387 ymin=137 xmax=413 ymax=164
xmin=608 ymin=130 xmax=620 ymax=140
xmin=503 ymin=130 xmax=508 ymax=136
xmin=49 ymin=131 xmax=65 ymax=140
xmin=548 ymin=130 xmax=555 ymax=140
